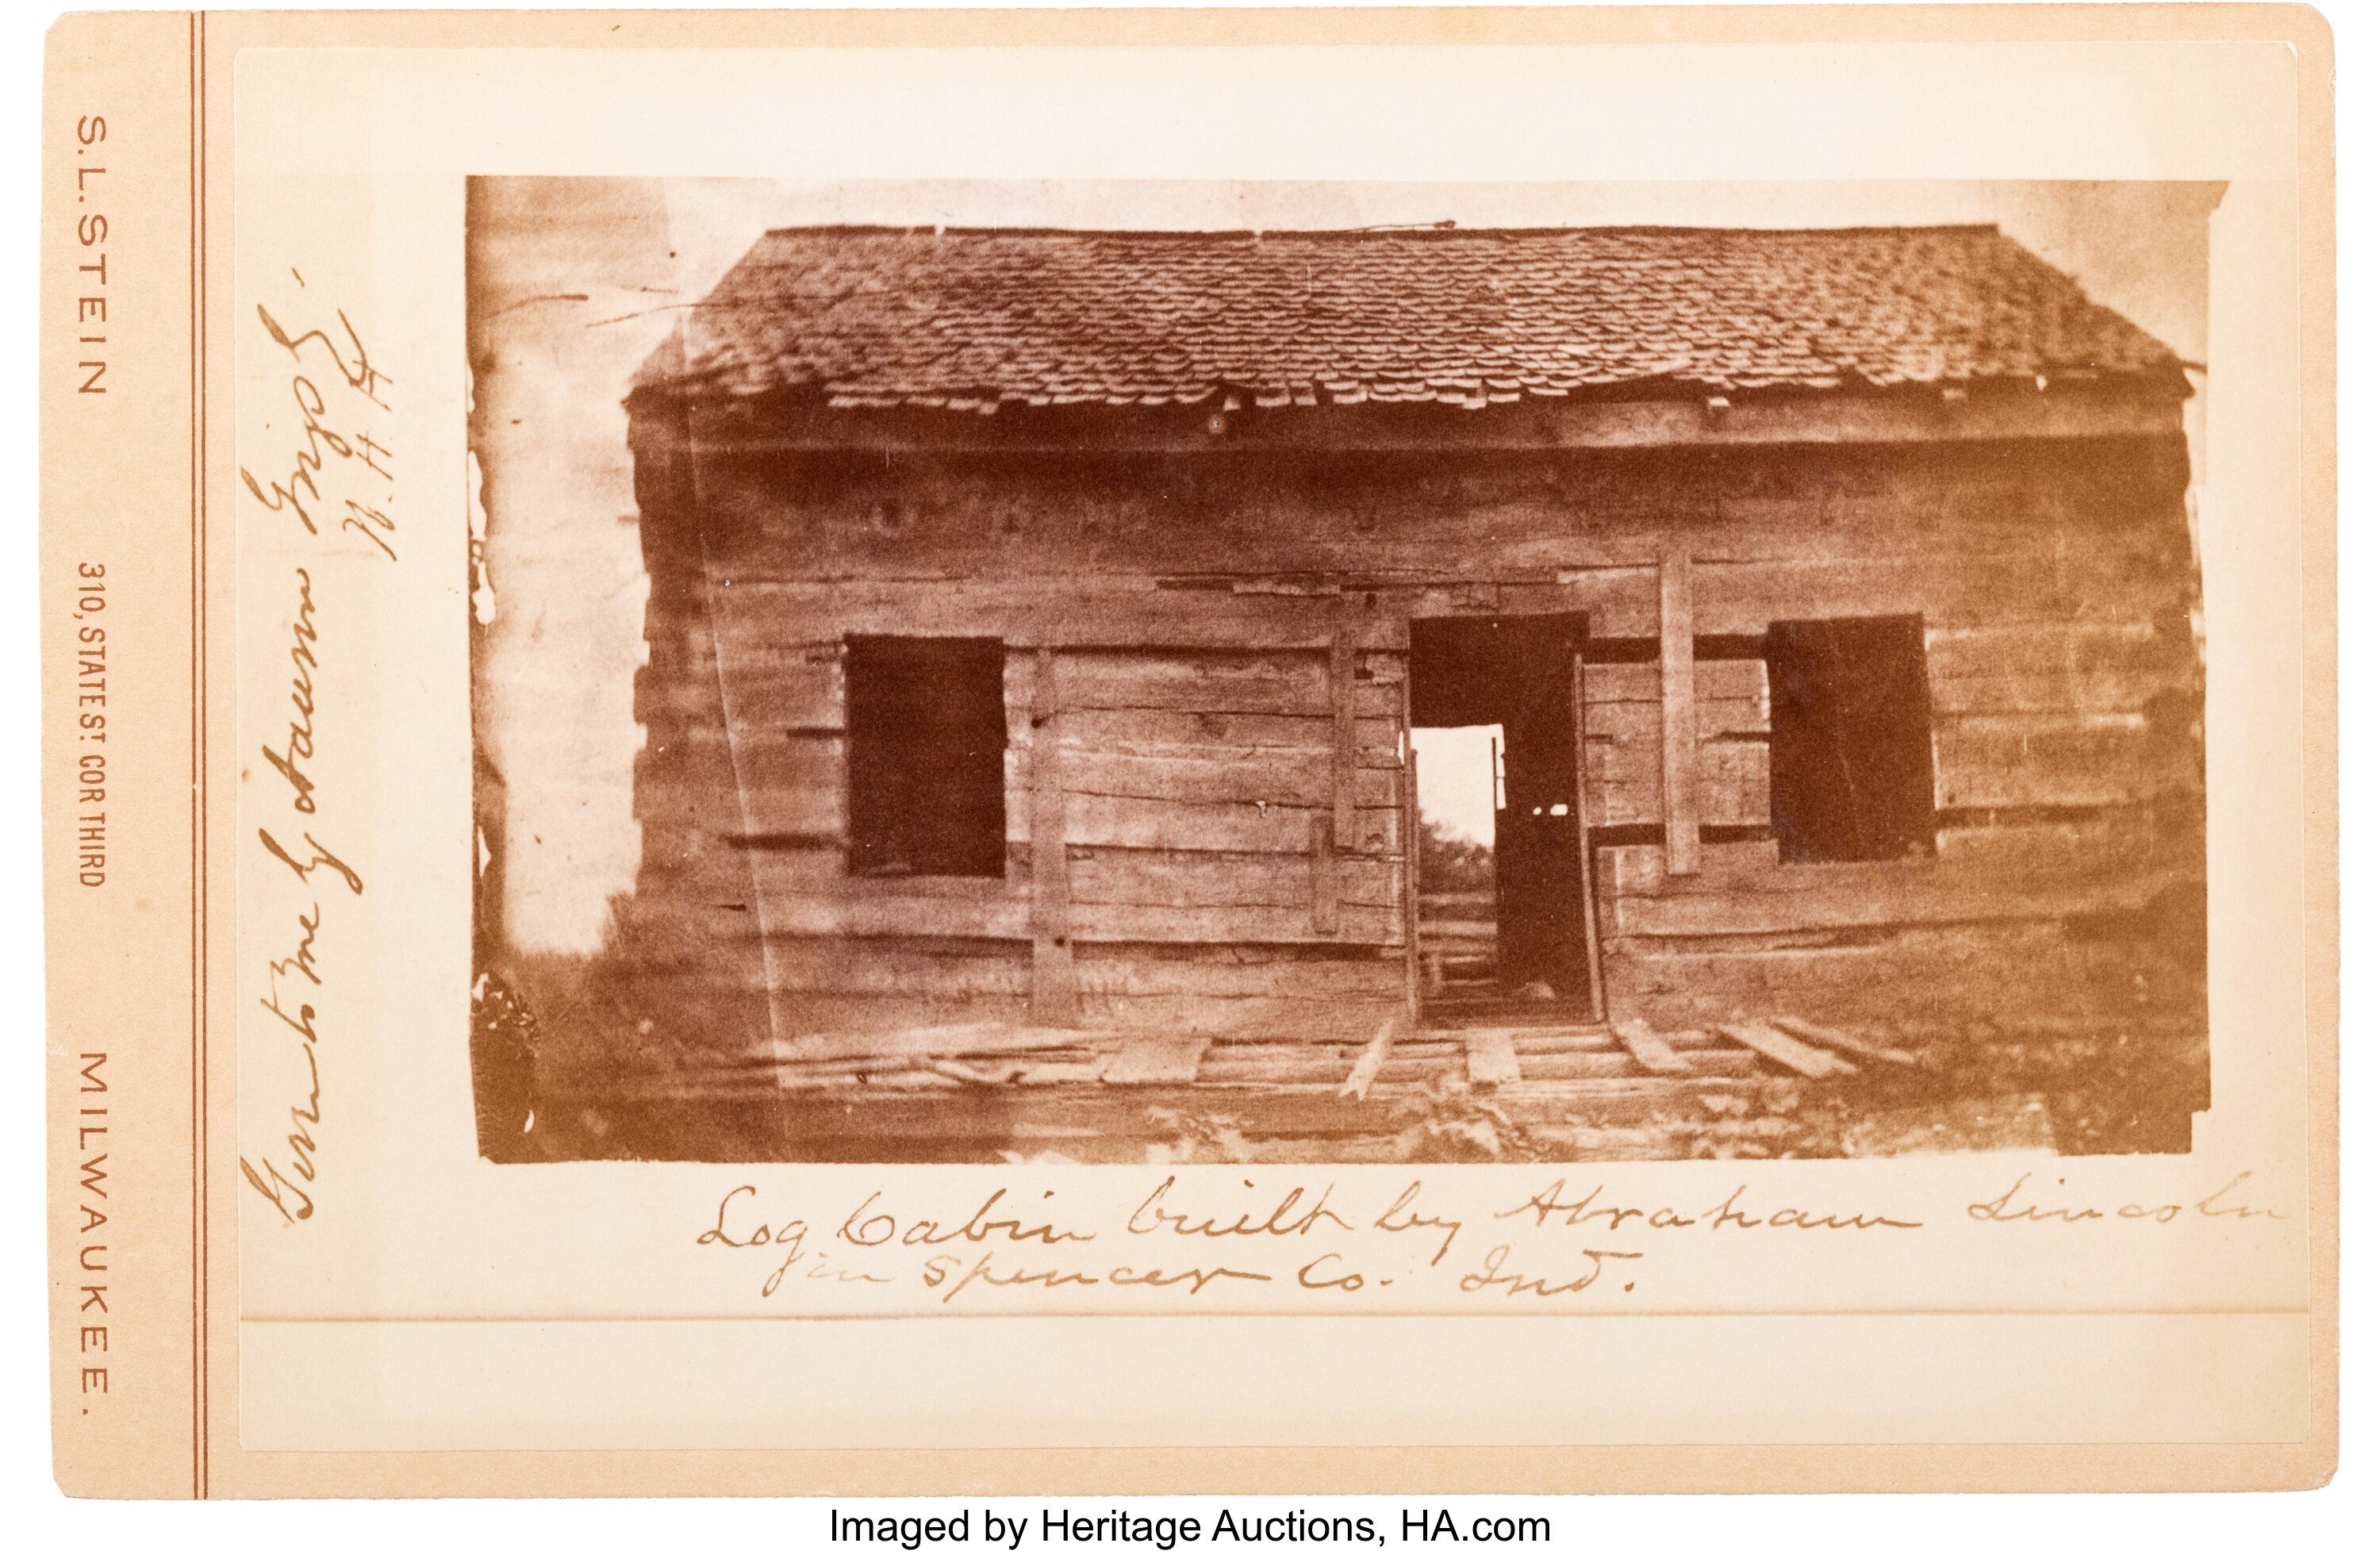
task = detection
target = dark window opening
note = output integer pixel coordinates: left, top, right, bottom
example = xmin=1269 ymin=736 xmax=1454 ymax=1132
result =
xmin=1765 ymin=615 xmax=1937 ymax=863
xmin=843 ymin=635 xmax=1008 ymax=878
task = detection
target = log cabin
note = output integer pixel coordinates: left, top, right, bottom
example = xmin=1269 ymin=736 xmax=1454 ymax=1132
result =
xmin=575 ymin=223 xmax=2207 ymax=1157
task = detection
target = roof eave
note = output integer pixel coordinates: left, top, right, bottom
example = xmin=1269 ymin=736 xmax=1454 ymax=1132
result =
xmin=625 ymin=376 xmax=2190 ymax=458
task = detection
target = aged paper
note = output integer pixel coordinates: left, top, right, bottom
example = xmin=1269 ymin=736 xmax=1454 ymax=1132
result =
xmin=42 ymin=6 xmax=2336 ymax=1497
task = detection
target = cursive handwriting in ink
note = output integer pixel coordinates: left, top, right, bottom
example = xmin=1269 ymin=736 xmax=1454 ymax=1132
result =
xmin=1373 ymin=1180 xmax=1464 ymax=1265
xmin=1460 ymin=1242 xmax=1643 ymax=1297
xmin=1970 ymin=1171 xmax=2286 ymax=1226
xmin=240 ymin=297 xmax=397 ymax=557
xmin=834 ymin=1188 xmax=1097 ymax=1250
xmin=1127 ymin=1176 xmax=1352 ymax=1238
xmin=240 ymin=900 xmax=328 ymax=1225
xmin=260 ymin=568 xmax=320 ymax=812
xmin=1499 ymin=1177 xmax=1920 ymax=1234
xmin=257 ymin=827 xmax=363 ymax=893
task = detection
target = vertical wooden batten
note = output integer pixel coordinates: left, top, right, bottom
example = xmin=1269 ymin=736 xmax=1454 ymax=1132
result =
xmin=1572 ymin=653 xmax=1610 ymax=1023
xmin=1310 ymin=598 xmax=1357 ymax=945
xmin=1401 ymin=668 xmax=1422 ymax=1020
xmin=1330 ymin=606 xmax=1357 ymax=847
xmin=1308 ymin=812 xmax=1340 ymax=937
xmin=1028 ymin=647 xmax=1078 ymax=1025
xmin=1660 ymin=550 xmax=1702 ymax=876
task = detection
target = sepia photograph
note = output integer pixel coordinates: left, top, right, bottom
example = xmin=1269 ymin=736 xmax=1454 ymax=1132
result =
xmin=466 ymin=178 xmax=2216 ymax=1168
xmin=40 ymin=7 xmax=2332 ymax=1494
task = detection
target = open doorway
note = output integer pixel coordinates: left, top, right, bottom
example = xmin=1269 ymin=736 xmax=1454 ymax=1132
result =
xmin=1411 ymin=724 xmax=1503 ymax=995
xmin=1407 ymin=615 xmax=1595 ymax=1006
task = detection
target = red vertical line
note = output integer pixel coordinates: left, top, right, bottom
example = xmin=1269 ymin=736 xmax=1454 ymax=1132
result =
xmin=198 ymin=6 xmax=211 ymax=1499
xmin=185 ymin=6 xmax=199 ymax=1500
xmin=188 ymin=8 xmax=209 ymax=1500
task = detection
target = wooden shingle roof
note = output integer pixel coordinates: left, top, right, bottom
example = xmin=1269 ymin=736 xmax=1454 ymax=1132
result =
xmin=634 ymin=225 xmax=2185 ymax=413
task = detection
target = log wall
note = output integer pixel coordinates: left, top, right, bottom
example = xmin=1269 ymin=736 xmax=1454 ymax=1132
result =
xmin=620 ymin=427 xmax=2202 ymax=1052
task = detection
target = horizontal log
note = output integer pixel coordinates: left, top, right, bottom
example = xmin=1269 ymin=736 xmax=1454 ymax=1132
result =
xmin=1925 ymin=621 xmax=2192 ymax=681
xmin=764 ymin=995 xmax=1035 ymax=1046
xmin=1932 ymin=715 xmax=2194 ymax=808
xmin=745 ymin=890 xmax=1402 ymax=946
xmin=731 ymin=847 xmax=1415 ymax=917
xmin=1576 ymin=660 xmax=1767 ymax=733
xmin=1012 ymin=791 xmax=1399 ymax=855
xmin=1603 ymin=920 xmax=2205 ymax=1029
xmin=1929 ymin=813 xmax=2189 ymax=873
xmin=1603 ymin=823 xmax=2182 ymax=936
xmin=1061 ymin=708 xmax=1396 ymax=753
xmin=638 ymin=735 xmax=845 ymax=798
xmin=634 ymin=773 xmax=843 ymax=836
xmin=1070 ymin=950 xmax=1406 ymax=1001
xmin=635 ymin=659 xmax=844 ymax=731
xmin=689 ymin=576 xmax=1411 ymax=651
xmin=1054 ymin=746 xmax=1400 ymax=809
xmin=1067 ymin=848 xmax=1403 ymax=911
xmin=1697 ymin=739 xmax=1771 ymax=827
xmin=1054 ymin=652 xmax=1403 ymax=719
xmin=757 ymin=946 xmax=1032 ymax=999
xmin=1578 ymin=733 xmax=1752 ymax=827
xmin=1104 ymin=1035 xmax=1213 ymax=1085
xmin=691 ymin=465 xmax=2052 ymax=579
xmin=1926 ymin=624 xmax=2198 ymax=716
xmin=1680 ymin=550 xmax=2194 ymax=637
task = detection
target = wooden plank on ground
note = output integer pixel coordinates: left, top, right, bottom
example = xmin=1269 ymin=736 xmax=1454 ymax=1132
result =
xmin=768 ymin=1023 xmax=1103 ymax=1065
xmin=1338 ymin=1013 xmax=1402 ymax=1100
xmin=1614 ymin=1019 xmax=1692 ymax=1075
xmin=1462 ymin=1028 xmax=1523 ymax=1086
xmin=1102 ymin=1035 xmax=1211 ymax=1085
xmin=1717 ymin=1020 xmax=1857 ymax=1078
xmin=1768 ymin=1014 xmax=1919 ymax=1067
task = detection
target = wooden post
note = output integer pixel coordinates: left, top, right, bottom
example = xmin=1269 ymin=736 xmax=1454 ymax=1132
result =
xmin=1329 ymin=608 xmax=1356 ymax=848
xmin=1403 ymin=747 xmax=1423 ymax=1019
xmin=1660 ymin=550 xmax=1701 ymax=876
xmin=1308 ymin=813 xmax=1339 ymax=937
xmin=1572 ymin=654 xmax=1610 ymax=1023
xmin=1028 ymin=647 xmax=1077 ymax=1026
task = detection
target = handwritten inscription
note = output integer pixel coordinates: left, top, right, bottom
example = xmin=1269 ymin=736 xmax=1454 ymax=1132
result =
xmin=1967 ymin=1171 xmax=2286 ymax=1226
xmin=687 ymin=1165 xmax=2290 ymax=1307
xmin=240 ymin=289 xmax=396 ymax=559
xmin=239 ymin=286 xmax=396 ymax=1227
xmin=693 ymin=1175 xmax=1925 ymax=1303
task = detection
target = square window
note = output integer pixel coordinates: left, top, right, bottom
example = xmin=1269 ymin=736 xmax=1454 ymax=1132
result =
xmin=1765 ymin=616 xmax=1937 ymax=862
xmin=843 ymin=635 xmax=1008 ymax=877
